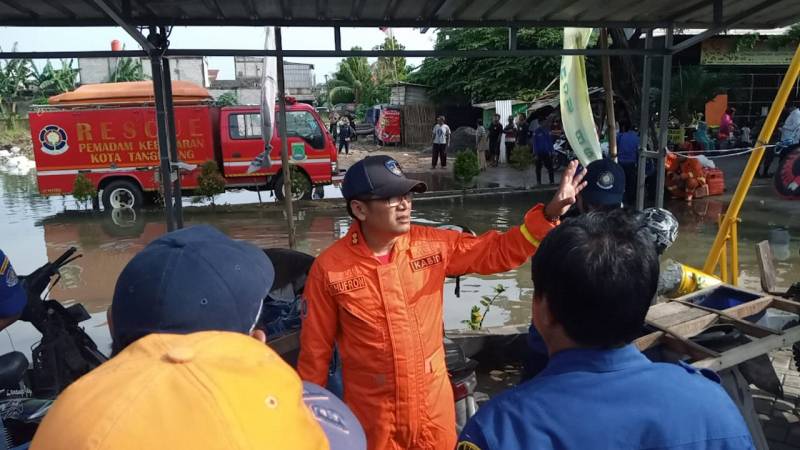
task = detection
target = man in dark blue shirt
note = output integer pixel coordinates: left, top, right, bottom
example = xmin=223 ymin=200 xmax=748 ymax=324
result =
xmin=532 ymin=124 xmax=555 ymax=185
xmin=617 ymin=124 xmax=640 ymax=204
xmin=458 ymin=210 xmax=754 ymax=450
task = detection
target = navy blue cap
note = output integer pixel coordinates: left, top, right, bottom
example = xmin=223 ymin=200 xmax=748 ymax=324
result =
xmin=302 ymin=382 xmax=367 ymax=450
xmin=111 ymin=225 xmax=275 ymax=351
xmin=581 ymin=159 xmax=625 ymax=206
xmin=341 ymin=155 xmax=427 ymax=200
xmin=0 ymin=250 xmax=26 ymax=319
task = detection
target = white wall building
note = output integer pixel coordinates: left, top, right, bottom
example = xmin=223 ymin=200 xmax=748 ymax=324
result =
xmin=77 ymin=56 xmax=209 ymax=87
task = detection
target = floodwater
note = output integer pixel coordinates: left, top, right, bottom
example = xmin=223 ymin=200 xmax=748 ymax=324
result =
xmin=1 ymin=165 xmax=799 ymax=356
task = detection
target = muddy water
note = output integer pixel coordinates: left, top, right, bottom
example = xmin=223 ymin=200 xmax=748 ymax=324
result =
xmin=1 ymin=171 xmax=799 ymax=355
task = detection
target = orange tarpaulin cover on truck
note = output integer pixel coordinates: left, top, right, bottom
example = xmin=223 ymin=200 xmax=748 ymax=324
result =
xmin=48 ymin=81 xmax=212 ymax=106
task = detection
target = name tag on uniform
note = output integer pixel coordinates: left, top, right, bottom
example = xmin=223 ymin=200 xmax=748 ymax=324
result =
xmin=329 ymin=276 xmax=367 ymax=295
xmin=410 ymin=253 xmax=443 ymax=272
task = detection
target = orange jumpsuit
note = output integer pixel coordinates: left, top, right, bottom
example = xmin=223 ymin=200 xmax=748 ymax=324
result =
xmin=298 ymin=204 xmax=556 ymax=450
xmin=679 ymin=158 xmax=706 ymax=200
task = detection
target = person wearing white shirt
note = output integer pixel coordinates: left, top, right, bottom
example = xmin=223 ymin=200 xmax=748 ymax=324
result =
xmin=431 ymin=116 xmax=451 ymax=169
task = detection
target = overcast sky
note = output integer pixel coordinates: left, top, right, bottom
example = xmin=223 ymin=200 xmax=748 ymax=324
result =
xmin=0 ymin=26 xmax=436 ymax=80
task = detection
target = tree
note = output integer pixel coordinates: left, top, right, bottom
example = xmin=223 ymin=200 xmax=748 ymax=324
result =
xmin=0 ymin=44 xmax=36 ymax=130
xmin=72 ymin=173 xmax=97 ymax=210
xmin=766 ymin=22 xmax=800 ymax=50
xmin=374 ymin=35 xmax=409 ymax=83
xmin=327 ymin=46 xmax=394 ymax=107
xmin=670 ymin=66 xmax=737 ymax=125
xmin=409 ymin=28 xmax=582 ymax=104
xmin=110 ymin=57 xmax=146 ymax=82
xmin=196 ymin=161 xmax=226 ymax=206
xmin=32 ymin=59 xmax=79 ymax=105
xmin=328 ymin=48 xmax=373 ymax=105
xmin=214 ymin=91 xmax=238 ymax=107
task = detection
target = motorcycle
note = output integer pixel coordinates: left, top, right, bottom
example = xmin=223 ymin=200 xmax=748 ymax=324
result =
xmin=552 ymin=134 xmax=576 ymax=171
xmin=0 ymin=247 xmax=107 ymax=447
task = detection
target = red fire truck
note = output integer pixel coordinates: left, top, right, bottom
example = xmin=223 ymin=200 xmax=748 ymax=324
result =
xmin=29 ymin=81 xmax=341 ymax=210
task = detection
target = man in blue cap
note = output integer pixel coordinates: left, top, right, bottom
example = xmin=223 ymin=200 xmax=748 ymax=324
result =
xmin=107 ymin=225 xmax=366 ymax=449
xmin=458 ymin=210 xmax=753 ymax=450
xmin=0 ymin=251 xmax=27 ymax=331
xmin=571 ymin=157 xmax=626 ymax=214
xmin=522 ymin=157 xmax=627 ymax=379
xmin=298 ymin=155 xmax=587 ymax=450
xmin=108 ymin=225 xmax=276 ymax=354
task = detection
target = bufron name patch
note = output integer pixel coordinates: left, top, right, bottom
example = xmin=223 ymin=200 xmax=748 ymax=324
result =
xmin=410 ymin=253 xmax=443 ymax=272
xmin=329 ymin=275 xmax=368 ymax=295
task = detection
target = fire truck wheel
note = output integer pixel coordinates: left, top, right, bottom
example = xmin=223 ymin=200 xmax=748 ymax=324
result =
xmin=274 ymin=171 xmax=312 ymax=201
xmin=101 ymin=179 xmax=144 ymax=210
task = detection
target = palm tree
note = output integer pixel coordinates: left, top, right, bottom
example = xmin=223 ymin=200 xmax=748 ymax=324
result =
xmin=327 ymin=49 xmax=373 ymax=105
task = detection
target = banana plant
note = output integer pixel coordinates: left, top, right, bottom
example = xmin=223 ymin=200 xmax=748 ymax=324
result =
xmin=32 ymin=59 xmax=79 ymax=105
xmin=0 ymin=44 xmax=36 ymax=130
xmin=110 ymin=57 xmax=146 ymax=82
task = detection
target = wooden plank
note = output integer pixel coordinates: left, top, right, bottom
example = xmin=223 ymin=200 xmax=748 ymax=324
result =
xmin=755 ymin=240 xmax=781 ymax=295
xmin=646 ymin=302 xmax=689 ymax=321
xmin=660 ymin=314 xmax=719 ymax=339
xmin=645 ymin=320 xmax=720 ymax=360
xmin=771 ymin=297 xmax=800 ymax=314
xmin=634 ymin=331 xmax=664 ymax=351
xmin=693 ymin=324 xmax=800 ymax=371
xmin=721 ymin=296 xmax=774 ymax=320
xmin=653 ymin=307 xmax=711 ymax=328
xmin=671 ymin=299 xmax=780 ymax=338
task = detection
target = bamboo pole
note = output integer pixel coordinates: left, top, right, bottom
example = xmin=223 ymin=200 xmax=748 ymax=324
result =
xmin=601 ymin=28 xmax=618 ymax=160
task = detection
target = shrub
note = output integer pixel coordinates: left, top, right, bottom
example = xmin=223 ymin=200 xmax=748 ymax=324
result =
xmin=453 ymin=149 xmax=480 ymax=185
xmin=72 ymin=174 xmax=97 ymax=209
xmin=510 ymin=145 xmax=533 ymax=170
xmin=196 ymin=161 xmax=226 ymax=205
xmin=214 ymin=91 xmax=238 ymax=107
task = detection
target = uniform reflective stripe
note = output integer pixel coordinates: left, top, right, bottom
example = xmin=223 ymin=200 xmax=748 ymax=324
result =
xmin=520 ymin=224 xmax=540 ymax=247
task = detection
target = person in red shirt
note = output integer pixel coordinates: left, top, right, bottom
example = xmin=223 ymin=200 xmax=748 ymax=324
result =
xmin=719 ymin=107 xmax=736 ymax=149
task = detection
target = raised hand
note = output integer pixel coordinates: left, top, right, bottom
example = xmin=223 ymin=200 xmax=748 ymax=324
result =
xmin=544 ymin=160 xmax=588 ymax=219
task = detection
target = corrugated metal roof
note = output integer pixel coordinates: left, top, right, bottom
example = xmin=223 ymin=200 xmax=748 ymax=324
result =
xmin=2 ymin=0 xmax=798 ymax=28
xmin=526 ymin=87 xmax=605 ymax=112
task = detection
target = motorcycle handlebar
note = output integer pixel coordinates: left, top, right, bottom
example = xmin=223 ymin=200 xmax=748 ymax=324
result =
xmin=20 ymin=247 xmax=81 ymax=323
xmin=51 ymin=247 xmax=77 ymax=270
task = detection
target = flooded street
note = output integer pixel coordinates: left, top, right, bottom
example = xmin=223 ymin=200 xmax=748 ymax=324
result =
xmin=2 ymin=160 xmax=800 ymax=355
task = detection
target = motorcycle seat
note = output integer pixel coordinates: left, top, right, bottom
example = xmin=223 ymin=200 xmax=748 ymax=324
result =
xmin=0 ymin=352 xmax=28 ymax=387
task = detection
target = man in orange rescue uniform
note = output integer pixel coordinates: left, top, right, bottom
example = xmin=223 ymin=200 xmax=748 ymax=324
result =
xmin=298 ymin=155 xmax=586 ymax=450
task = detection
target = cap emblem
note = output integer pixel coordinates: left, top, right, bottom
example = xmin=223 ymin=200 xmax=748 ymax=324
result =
xmin=5 ymin=267 xmax=17 ymax=288
xmin=597 ymin=171 xmax=614 ymax=190
xmin=384 ymin=159 xmax=403 ymax=177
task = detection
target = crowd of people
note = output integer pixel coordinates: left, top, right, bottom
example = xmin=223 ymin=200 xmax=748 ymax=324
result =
xmin=0 ymin=145 xmax=760 ymax=449
xmin=434 ymin=113 xmax=557 ymax=185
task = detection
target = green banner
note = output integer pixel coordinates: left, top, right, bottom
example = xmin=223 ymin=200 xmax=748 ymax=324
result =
xmin=560 ymin=28 xmax=602 ymax=166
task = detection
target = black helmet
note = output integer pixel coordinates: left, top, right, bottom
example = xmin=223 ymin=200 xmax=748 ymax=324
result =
xmin=641 ymin=207 xmax=679 ymax=254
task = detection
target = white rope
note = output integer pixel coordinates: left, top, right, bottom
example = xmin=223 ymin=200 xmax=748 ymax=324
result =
xmin=670 ymin=143 xmax=782 ymax=159
xmin=677 ymin=144 xmax=776 ymax=154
